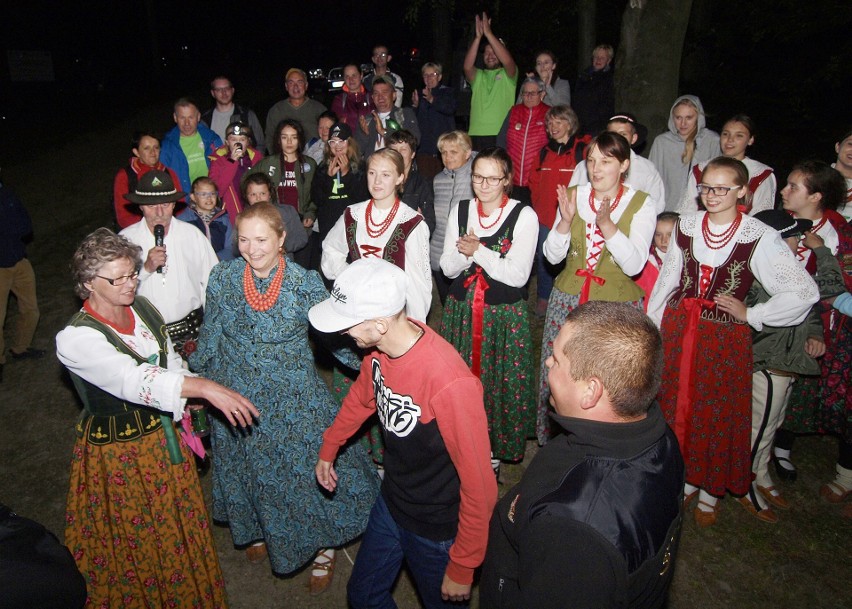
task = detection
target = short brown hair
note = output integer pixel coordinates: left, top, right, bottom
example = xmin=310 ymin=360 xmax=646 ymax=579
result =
xmin=236 ymin=201 xmax=285 ymax=238
xmin=241 ymin=173 xmax=276 ymax=204
xmin=560 ymin=301 xmax=662 ymax=418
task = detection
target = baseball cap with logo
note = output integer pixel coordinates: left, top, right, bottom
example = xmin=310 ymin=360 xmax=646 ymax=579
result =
xmin=309 ymin=258 xmax=407 ymax=333
xmin=328 ymin=122 xmax=353 ymax=142
xmin=226 ymin=122 xmax=252 ymax=138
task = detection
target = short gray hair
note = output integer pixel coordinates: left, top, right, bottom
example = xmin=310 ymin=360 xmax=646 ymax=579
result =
xmin=71 ymin=228 xmax=142 ymax=299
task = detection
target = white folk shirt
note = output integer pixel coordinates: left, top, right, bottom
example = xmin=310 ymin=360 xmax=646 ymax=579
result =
xmin=647 ymin=212 xmax=820 ymax=332
xmin=120 ymin=217 xmax=219 ymax=323
xmin=570 ymin=150 xmax=666 ymax=214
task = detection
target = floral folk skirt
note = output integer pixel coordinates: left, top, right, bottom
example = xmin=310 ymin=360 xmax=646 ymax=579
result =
xmin=65 ymin=430 xmax=227 ymax=609
xmin=658 ymin=304 xmax=752 ymax=496
xmin=440 ymin=294 xmax=536 ymax=461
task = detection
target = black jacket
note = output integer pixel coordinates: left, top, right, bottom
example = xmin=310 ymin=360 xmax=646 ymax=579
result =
xmin=480 ymin=404 xmax=684 ymax=609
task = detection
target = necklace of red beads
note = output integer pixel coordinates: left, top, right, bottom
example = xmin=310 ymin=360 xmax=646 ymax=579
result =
xmin=243 ymin=255 xmax=285 ymax=311
xmin=701 ymin=211 xmax=742 ymax=250
xmin=366 ymin=198 xmax=400 ymax=238
xmin=477 ymin=194 xmax=509 ymax=230
xmin=588 ymin=185 xmax=625 ymax=215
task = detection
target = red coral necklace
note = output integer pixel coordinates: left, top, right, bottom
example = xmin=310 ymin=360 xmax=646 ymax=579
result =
xmin=477 ymin=194 xmax=509 ymax=229
xmin=366 ymin=198 xmax=400 ymax=238
xmin=701 ymin=212 xmax=742 ymax=250
xmin=243 ymin=256 xmax=285 ymax=311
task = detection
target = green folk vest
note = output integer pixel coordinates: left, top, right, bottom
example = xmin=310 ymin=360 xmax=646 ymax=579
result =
xmin=66 ymin=296 xmax=184 ymax=463
xmin=554 ymin=187 xmax=648 ymax=302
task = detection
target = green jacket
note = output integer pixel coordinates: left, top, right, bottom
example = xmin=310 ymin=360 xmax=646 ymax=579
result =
xmin=749 ymin=246 xmax=842 ymax=375
xmin=246 ymin=154 xmax=318 ymax=220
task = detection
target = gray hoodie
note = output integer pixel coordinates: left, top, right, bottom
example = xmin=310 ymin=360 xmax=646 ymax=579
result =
xmin=649 ymin=95 xmax=720 ymax=211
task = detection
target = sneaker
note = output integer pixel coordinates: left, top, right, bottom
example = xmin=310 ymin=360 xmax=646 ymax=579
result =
xmin=10 ymin=348 xmax=45 ymax=360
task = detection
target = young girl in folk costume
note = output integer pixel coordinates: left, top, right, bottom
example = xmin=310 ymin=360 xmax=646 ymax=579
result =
xmin=322 ymin=148 xmax=432 ymax=464
xmin=537 ymin=132 xmax=658 ymax=443
xmin=832 ymin=128 xmax=852 ymax=221
xmin=649 ymin=95 xmax=720 ymax=211
xmin=439 ymin=147 xmax=538 ymax=473
xmin=634 ymin=211 xmax=678 ymax=312
xmin=773 ymin=161 xmax=852 ymax=513
xmin=678 ymin=115 xmax=776 ymax=215
xmin=647 ymin=157 xmax=819 ymax=527
xmin=322 ymin=148 xmax=432 ymax=321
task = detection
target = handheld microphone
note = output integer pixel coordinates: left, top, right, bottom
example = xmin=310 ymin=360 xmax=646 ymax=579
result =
xmin=154 ymin=224 xmax=165 ymax=273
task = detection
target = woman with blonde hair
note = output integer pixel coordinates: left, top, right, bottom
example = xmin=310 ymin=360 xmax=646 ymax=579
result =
xmin=649 ymin=95 xmax=720 ymax=211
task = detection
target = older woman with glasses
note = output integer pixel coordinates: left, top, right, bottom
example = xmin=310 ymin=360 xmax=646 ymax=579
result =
xmin=57 ymin=228 xmax=259 ymax=609
xmin=497 ymin=76 xmax=550 ymax=205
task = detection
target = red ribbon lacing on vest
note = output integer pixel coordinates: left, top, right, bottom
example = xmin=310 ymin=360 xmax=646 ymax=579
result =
xmin=463 ymin=268 xmax=490 ymax=376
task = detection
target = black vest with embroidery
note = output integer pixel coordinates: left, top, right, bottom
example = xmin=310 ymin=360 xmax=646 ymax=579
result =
xmin=66 ymin=296 xmax=171 ymax=446
xmin=448 ymin=201 xmax=528 ymax=305
xmin=344 ymin=205 xmax=423 ymax=269
xmin=667 ymin=222 xmax=758 ymax=324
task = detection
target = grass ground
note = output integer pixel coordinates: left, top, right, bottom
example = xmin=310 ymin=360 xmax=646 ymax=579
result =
xmin=0 ymin=96 xmax=849 ymax=609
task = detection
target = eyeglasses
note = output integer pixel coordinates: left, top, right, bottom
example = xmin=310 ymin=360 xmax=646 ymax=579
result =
xmin=96 ymin=271 xmax=139 ymax=286
xmin=471 ymin=174 xmax=506 ymax=186
xmin=697 ymin=184 xmax=739 ymax=196
xmin=328 ymin=139 xmax=347 ymax=147
xmin=522 ymin=91 xmax=543 ymax=97
xmin=423 ymin=72 xmax=439 ymax=78
xmin=373 ymin=52 xmax=389 ymax=58
xmin=194 ymin=191 xmax=218 ymax=198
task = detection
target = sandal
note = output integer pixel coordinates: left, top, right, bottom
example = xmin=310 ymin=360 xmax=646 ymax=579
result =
xmin=737 ymin=496 xmax=778 ymax=524
xmin=245 ymin=541 xmax=267 ymax=563
xmin=693 ymin=500 xmax=720 ymax=528
xmin=309 ymin=548 xmax=336 ymax=596
xmin=757 ymin=485 xmax=790 ymax=510
xmin=772 ymin=455 xmax=797 ymax=482
xmin=819 ymin=481 xmax=851 ymax=504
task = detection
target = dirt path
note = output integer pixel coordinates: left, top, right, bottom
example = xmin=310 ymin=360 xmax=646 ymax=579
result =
xmin=1 ymin=103 xmax=850 ymax=608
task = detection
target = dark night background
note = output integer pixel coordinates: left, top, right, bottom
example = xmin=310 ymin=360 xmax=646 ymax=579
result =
xmin=1 ymin=0 xmax=850 ymax=180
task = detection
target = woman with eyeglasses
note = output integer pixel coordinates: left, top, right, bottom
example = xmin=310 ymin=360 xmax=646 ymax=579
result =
xmin=57 ymin=228 xmax=259 ymax=608
xmin=537 ymin=132 xmax=657 ymax=445
xmin=677 ymin=114 xmax=776 ymax=215
xmin=439 ymin=147 xmax=538 ymax=475
xmin=496 ymin=76 xmax=550 ymax=205
xmin=646 ymin=156 xmax=818 ymax=528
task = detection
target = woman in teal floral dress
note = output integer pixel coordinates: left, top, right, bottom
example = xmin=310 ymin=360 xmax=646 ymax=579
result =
xmin=439 ymin=147 xmax=538 ymax=469
xmin=190 ymin=202 xmax=378 ymax=592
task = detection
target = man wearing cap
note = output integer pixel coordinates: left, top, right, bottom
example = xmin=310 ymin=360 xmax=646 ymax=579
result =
xmin=160 ymin=98 xmax=223 ymax=195
xmin=355 ymin=76 xmax=420 ymax=156
xmin=311 ymin=259 xmax=497 ymax=608
xmin=120 ymin=171 xmax=219 ymax=358
xmin=480 ymin=301 xmax=684 ymax=609
xmin=363 ymin=44 xmax=404 ymax=108
xmin=208 ymin=122 xmax=264 ymax=224
xmin=202 ymin=76 xmax=266 ymax=153
xmin=570 ymin=112 xmax=667 ymax=213
xmin=265 ymin=68 xmax=328 ymax=152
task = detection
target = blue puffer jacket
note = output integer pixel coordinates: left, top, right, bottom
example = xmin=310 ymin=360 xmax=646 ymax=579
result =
xmin=177 ymin=206 xmax=235 ymax=261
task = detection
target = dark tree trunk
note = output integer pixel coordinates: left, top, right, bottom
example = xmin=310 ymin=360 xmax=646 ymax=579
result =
xmin=431 ymin=0 xmax=453 ymax=80
xmin=576 ymin=0 xmax=597 ymax=75
xmin=615 ymin=0 xmax=694 ymax=143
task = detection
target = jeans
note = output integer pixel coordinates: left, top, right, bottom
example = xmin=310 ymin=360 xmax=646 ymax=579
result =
xmin=348 ymin=495 xmax=460 ymax=609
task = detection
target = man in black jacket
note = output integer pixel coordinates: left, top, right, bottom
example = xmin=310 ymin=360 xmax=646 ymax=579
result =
xmin=480 ymin=301 xmax=684 ymax=609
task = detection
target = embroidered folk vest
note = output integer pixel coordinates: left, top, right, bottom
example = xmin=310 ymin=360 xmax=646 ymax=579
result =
xmin=344 ymin=205 xmax=423 ymax=269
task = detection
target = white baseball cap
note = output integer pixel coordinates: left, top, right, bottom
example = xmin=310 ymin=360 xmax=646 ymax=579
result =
xmin=309 ymin=258 xmax=407 ymax=333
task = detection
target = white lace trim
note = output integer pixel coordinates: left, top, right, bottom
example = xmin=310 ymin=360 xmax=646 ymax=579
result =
xmin=679 ymin=212 xmax=768 ymax=244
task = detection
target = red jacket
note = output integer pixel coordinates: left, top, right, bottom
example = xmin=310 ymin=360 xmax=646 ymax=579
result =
xmin=505 ymin=103 xmax=550 ymax=188
xmin=113 ymin=159 xmax=180 ymax=229
xmin=207 ymin=146 xmax=264 ymax=224
xmin=528 ymin=136 xmax=591 ymax=228
xmin=330 ymin=86 xmax=375 ymax=129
